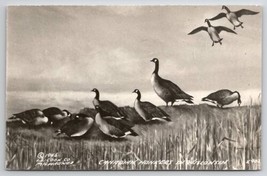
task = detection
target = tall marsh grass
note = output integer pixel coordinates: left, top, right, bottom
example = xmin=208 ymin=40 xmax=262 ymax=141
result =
xmin=5 ymin=104 xmax=261 ymax=170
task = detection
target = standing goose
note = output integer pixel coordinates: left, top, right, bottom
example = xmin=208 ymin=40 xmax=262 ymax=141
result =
xmin=95 ymin=105 xmax=138 ymax=138
xmin=150 ymin=58 xmax=193 ymax=106
xmin=188 ymin=19 xmax=237 ymax=46
xmin=9 ymin=109 xmax=49 ymax=126
xmin=55 ymin=113 xmax=94 ymax=137
xmin=133 ymin=89 xmax=171 ymax=122
xmin=209 ymin=6 xmax=259 ymax=30
xmin=91 ymin=88 xmax=125 ymax=120
xmin=202 ymin=89 xmax=242 ymax=108
xmin=42 ymin=107 xmax=71 ymax=124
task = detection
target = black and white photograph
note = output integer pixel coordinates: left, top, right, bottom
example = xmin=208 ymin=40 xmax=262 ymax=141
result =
xmin=5 ymin=5 xmax=262 ymax=170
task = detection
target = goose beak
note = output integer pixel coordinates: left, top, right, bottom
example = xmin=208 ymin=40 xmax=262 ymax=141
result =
xmin=150 ymin=59 xmax=154 ymax=62
xmin=132 ymin=91 xmax=135 ymax=93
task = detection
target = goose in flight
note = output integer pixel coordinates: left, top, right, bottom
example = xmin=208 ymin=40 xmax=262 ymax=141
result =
xmin=188 ymin=19 xmax=236 ymax=46
xmin=133 ymin=89 xmax=171 ymax=122
xmin=150 ymin=58 xmax=193 ymax=106
xmin=202 ymin=89 xmax=242 ymax=108
xmin=209 ymin=5 xmax=259 ymax=30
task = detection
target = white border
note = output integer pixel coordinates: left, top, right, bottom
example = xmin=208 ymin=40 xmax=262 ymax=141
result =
xmin=0 ymin=0 xmax=265 ymax=175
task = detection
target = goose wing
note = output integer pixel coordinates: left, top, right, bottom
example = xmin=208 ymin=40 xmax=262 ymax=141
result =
xmin=102 ymin=117 xmax=135 ymax=137
xmin=14 ymin=109 xmax=43 ymax=123
xmin=206 ymin=89 xmax=233 ymax=101
xmin=215 ymin=26 xmax=237 ymax=34
xmin=161 ymin=78 xmax=193 ymax=100
xmin=188 ymin=26 xmax=207 ymax=35
xmin=209 ymin=13 xmax=227 ymax=21
xmin=235 ymin=9 xmax=259 ymax=17
xmin=60 ymin=117 xmax=94 ymax=137
xmin=100 ymin=100 xmax=124 ymax=117
xmin=140 ymin=101 xmax=169 ymax=117
xmin=43 ymin=107 xmax=63 ymax=116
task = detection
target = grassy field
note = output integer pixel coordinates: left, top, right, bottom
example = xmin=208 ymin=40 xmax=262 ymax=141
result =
xmin=5 ymin=104 xmax=261 ymax=170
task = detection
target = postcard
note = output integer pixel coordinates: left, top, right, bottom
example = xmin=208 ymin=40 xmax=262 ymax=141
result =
xmin=6 ymin=5 xmax=261 ymax=170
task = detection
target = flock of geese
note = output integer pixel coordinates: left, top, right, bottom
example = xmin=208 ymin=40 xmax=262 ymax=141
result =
xmin=188 ymin=6 xmax=259 ymax=46
xmin=8 ymin=57 xmax=242 ymax=139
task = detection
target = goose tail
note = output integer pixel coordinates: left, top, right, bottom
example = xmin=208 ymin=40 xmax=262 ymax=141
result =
xmin=9 ymin=115 xmax=17 ymax=119
xmin=202 ymin=97 xmax=208 ymax=101
xmin=164 ymin=116 xmax=172 ymax=122
xmin=128 ymin=129 xmax=138 ymax=136
xmin=185 ymin=99 xmax=194 ymax=104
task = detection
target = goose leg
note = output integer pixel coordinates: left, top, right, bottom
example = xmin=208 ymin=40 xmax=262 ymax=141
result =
xmin=171 ymin=101 xmax=175 ymax=106
xmin=233 ymin=26 xmax=236 ymax=30
xmin=212 ymin=42 xmax=214 ymax=47
xmin=166 ymin=102 xmax=168 ymax=107
xmin=241 ymin=25 xmax=244 ymax=28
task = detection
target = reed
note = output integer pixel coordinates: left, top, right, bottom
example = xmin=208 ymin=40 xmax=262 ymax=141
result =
xmin=5 ymin=104 xmax=261 ymax=170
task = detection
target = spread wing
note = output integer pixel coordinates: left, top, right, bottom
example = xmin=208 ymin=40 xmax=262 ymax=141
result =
xmin=161 ymin=78 xmax=193 ymax=100
xmin=140 ymin=101 xmax=170 ymax=118
xmin=188 ymin=26 xmax=207 ymax=35
xmin=209 ymin=13 xmax=227 ymax=21
xmin=100 ymin=100 xmax=124 ymax=117
xmin=235 ymin=9 xmax=259 ymax=18
xmin=215 ymin=26 xmax=237 ymax=34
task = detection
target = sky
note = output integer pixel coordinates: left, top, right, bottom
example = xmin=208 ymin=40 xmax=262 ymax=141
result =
xmin=7 ymin=6 xmax=262 ymax=94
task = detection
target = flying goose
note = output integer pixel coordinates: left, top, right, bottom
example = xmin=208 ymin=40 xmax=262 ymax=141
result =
xmin=55 ymin=113 xmax=94 ymax=137
xmin=209 ymin=6 xmax=259 ymax=30
xmin=91 ymin=88 xmax=125 ymax=120
xmin=9 ymin=109 xmax=49 ymax=126
xmin=188 ymin=19 xmax=237 ymax=46
xmin=94 ymin=105 xmax=138 ymax=138
xmin=202 ymin=89 xmax=242 ymax=108
xmin=150 ymin=58 xmax=193 ymax=106
xmin=42 ymin=107 xmax=71 ymax=124
xmin=133 ymin=89 xmax=171 ymax=122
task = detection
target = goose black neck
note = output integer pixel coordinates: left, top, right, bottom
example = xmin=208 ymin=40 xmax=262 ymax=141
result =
xmin=95 ymin=90 xmax=100 ymax=100
xmin=153 ymin=62 xmax=159 ymax=74
xmin=136 ymin=92 xmax=141 ymax=100
xmin=224 ymin=6 xmax=230 ymax=13
xmin=206 ymin=20 xmax=211 ymax=27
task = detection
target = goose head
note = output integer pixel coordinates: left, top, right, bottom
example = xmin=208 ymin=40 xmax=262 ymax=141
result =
xmin=62 ymin=109 xmax=71 ymax=117
xmin=237 ymin=92 xmax=242 ymax=106
xmin=221 ymin=5 xmax=230 ymax=13
xmin=91 ymin=88 xmax=99 ymax=93
xmin=91 ymin=88 xmax=100 ymax=99
xmin=150 ymin=58 xmax=159 ymax=63
xmin=132 ymin=89 xmax=141 ymax=100
xmin=132 ymin=89 xmax=140 ymax=94
xmin=204 ymin=19 xmax=211 ymax=27
xmin=150 ymin=58 xmax=159 ymax=74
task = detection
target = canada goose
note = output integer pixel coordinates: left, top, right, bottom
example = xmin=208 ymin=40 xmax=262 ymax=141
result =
xmin=132 ymin=89 xmax=171 ymax=122
xmin=95 ymin=105 xmax=138 ymax=138
xmin=188 ymin=19 xmax=236 ymax=46
xmin=42 ymin=107 xmax=71 ymax=124
xmin=91 ymin=88 xmax=125 ymax=119
xmin=202 ymin=89 xmax=242 ymax=108
xmin=150 ymin=58 xmax=193 ymax=106
xmin=9 ymin=109 xmax=49 ymax=126
xmin=55 ymin=113 xmax=94 ymax=137
xmin=209 ymin=6 xmax=259 ymax=30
